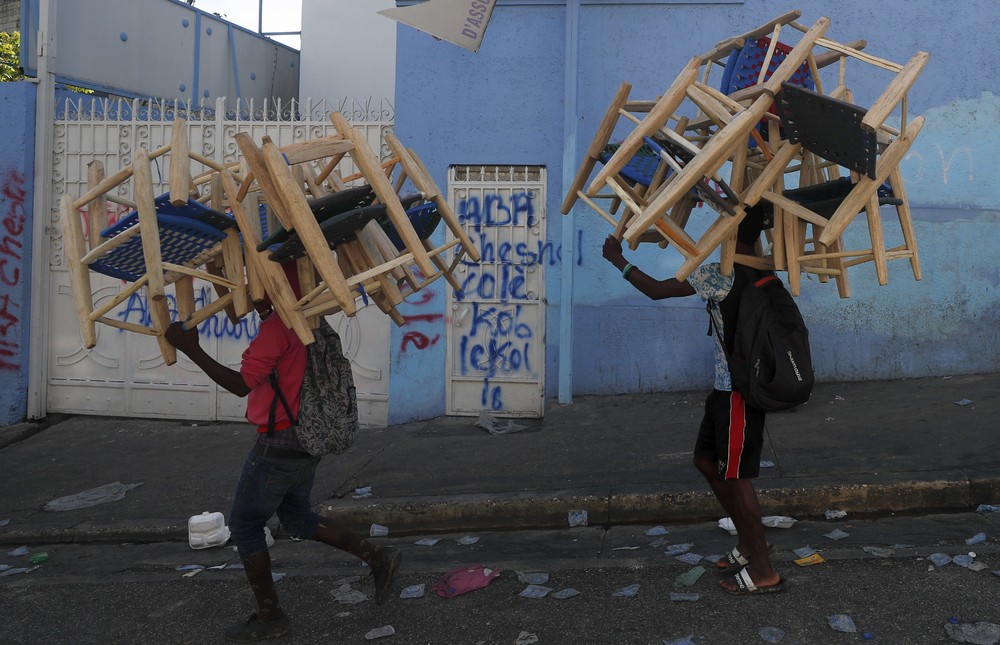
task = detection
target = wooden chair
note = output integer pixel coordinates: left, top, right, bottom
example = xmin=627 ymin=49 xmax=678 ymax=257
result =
xmin=750 ymin=51 xmax=927 ymax=296
xmin=571 ymin=14 xmax=831 ymax=280
xmin=61 ymin=119 xmax=249 ymax=365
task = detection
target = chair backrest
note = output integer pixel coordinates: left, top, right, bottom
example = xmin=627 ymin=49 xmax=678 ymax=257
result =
xmin=775 ymin=82 xmax=877 ymax=179
xmin=720 ymin=37 xmax=814 ymax=95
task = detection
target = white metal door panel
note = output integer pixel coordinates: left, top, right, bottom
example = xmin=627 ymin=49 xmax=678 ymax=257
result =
xmin=446 ymin=166 xmax=545 ymax=417
xmin=46 ymin=97 xmax=394 ymax=425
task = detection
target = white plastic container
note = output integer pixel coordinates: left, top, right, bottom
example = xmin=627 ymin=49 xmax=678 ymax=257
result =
xmin=188 ymin=511 xmax=230 ymax=550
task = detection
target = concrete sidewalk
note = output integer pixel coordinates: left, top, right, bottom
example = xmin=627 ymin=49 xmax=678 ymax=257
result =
xmin=0 ymin=374 xmax=997 ymax=545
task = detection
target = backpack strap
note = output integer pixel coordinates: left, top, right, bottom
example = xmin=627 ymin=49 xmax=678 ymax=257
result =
xmin=267 ymin=369 xmax=298 ymax=438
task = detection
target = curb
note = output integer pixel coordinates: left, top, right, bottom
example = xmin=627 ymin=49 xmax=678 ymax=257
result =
xmin=2 ymin=473 xmax=995 ymax=545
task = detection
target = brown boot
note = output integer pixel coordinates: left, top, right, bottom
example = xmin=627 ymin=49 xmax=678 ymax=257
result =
xmin=314 ymin=520 xmax=402 ymax=605
xmin=224 ymin=550 xmax=290 ymax=642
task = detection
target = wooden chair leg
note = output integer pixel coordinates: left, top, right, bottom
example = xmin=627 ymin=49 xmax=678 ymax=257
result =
xmin=86 ymin=161 xmax=108 ymax=252
xmin=60 ymin=194 xmax=97 ymax=348
xmin=175 ymin=276 xmax=196 ymax=321
xmin=866 ymin=193 xmax=889 ymax=286
xmin=889 ymin=166 xmax=921 ymax=280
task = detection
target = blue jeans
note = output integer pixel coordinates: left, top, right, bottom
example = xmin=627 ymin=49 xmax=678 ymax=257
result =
xmin=229 ymin=445 xmax=323 ymax=558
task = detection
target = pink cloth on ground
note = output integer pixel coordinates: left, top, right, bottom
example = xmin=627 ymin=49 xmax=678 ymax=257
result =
xmin=432 ymin=565 xmax=501 ymax=598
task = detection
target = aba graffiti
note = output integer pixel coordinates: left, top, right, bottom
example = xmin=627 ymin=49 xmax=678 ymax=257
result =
xmin=116 ymin=288 xmax=261 ymax=340
xmin=457 ymin=192 xmax=537 ymax=228
xmin=458 ymin=302 xmax=533 ymax=409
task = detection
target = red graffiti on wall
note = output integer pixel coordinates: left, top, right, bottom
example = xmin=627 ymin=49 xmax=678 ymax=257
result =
xmin=0 ymin=170 xmax=27 ymax=370
xmin=398 ymin=269 xmax=445 ymax=352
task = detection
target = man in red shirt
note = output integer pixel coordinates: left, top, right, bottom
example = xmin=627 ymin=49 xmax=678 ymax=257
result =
xmin=166 ymin=284 xmax=401 ymax=642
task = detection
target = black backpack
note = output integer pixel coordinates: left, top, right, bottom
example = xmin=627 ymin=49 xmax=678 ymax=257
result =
xmin=710 ymin=265 xmax=814 ymax=411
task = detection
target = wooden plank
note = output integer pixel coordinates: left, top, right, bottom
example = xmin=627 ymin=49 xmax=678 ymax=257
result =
xmin=587 ymin=59 xmax=699 ymax=196
xmin=85 ymin=161 xmax=109 ymax=251
xmin=562 ymin=82 xmax=631 ymax=214
xmin=279 ymin=136 xmax=352 ymax=165
xmin=61 ymin=194 xmax=98 ymax=348
xmin=175 ymin=276 xmax=195 ymax=321
xmin=169 ymin=119 xmax=191 ymax=206
xmin=234 ymin=132 xmax=294 ymax=230
xmin=261 ymin=136 xmax=358 ymax=316
xmin=861 ymin=51 xmax=929 ymax=133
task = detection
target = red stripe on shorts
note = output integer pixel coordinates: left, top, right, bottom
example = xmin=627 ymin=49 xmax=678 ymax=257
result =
xmin=726 ymin=390 xmax=747 ymax=479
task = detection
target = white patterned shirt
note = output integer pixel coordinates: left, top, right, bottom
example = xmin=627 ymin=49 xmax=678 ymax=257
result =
xmin=687 ymin=263 xmax=734 ymax=391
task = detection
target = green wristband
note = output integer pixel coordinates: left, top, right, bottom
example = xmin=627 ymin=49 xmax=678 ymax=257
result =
xmin=622 ymin=262 xmax=635 ymax=279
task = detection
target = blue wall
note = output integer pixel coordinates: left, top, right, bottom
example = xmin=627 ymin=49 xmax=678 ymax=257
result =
xmin=391 ymin=0 xmax=1000 ymax=418
xmin=0 ymin=82 xmax=36 ymax=424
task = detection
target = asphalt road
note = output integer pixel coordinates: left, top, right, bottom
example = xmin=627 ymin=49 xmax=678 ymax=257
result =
xmin=2 ymin=512 xmax=999 ymax=644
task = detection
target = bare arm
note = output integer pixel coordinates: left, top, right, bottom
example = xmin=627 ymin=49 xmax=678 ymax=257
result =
xmin=164 ymin=322 xmax=251 ymax=397
xmin=602 ymin=235 xmax=695 ymax=300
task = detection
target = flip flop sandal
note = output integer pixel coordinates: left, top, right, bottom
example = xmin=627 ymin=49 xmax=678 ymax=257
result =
xmin=715 ymin=543 xmax=776 ymax=572
xmin=723 ymin=567 xmax=786 ymax=594
xmin=716 ymin=547 xmax=750 ymax=572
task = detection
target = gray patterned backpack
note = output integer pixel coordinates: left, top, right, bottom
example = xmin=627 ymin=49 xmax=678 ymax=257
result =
xmin=267 ymin=319 xmax=359 ymax=456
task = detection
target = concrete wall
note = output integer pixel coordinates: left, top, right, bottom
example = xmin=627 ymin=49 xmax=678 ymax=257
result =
xmin=0 ymin=81 xmax=35 ymax=424
xmin=0 ymin=0 xmax=19 ymax=33
xmin=299 ymin=0 xmax=395 ymax=105
xmin=391 ymin=0 xmax=1000 ymax=415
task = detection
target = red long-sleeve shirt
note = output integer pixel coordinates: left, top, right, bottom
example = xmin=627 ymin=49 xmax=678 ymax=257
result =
xmin=240 ymin=314 xmax=307 ymax=432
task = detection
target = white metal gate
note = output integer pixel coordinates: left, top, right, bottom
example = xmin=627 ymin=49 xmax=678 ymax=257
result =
xmin=446 ymin=166 xmax=546 ymax=417
xmin=45 ymin=97 xmax=395 ymax=425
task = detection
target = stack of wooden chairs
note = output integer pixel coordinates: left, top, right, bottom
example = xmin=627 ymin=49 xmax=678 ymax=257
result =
xmin=62 ymin=114 xmax=481 ymax=361
xmin=563 ymin=10 xmax=928 ymax=297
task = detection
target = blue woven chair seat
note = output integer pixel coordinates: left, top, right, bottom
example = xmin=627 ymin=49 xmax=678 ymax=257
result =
xmin=91 ymin=194 xmax=234 ymax=282
xmin=599 ymin=142 xmax=662 ymax=186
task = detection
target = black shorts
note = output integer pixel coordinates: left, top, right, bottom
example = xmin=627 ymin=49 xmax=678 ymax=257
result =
xmin=693 ymin=389 xmax=766 ymax=480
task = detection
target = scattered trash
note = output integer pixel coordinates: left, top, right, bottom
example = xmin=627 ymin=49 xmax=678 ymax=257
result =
xmin=612 ymin=583 xmax=640 ymax=597
xmin=649 ymin=538 xmax=671 ymax=548
xmin=663 ymin=635 xmax=697 ymax=645
xmin=943 ymin=621 xmax=1000 ymax=644
xmin=977 ymin=504 xmax=1000 ymax=513
xmin=519 ymin=584 xmax=552 ymax=599
xmin=793 ymin=546 xmax=817 ymax=558
xmin=953 ymin=554 xmax=975 ymax=569
xmin=456 ymin=536 xmax=480 ymax=546
xmin=432 ymin=565 xmax=500 ymax=598
xmin=612 ymin=546 xmax=640 ymax=551
xmin=828 ymin=614 xmax=857 ymax=633
xmin=825 ymin=509 xmax=847 ymax=520
xmin=863 ymin=546 xmax=894 ymax=558
xmin=759 ymin=460 xmax=775 ymax=468
xmin=414 ymin=538 xmax=440 ymax=546
xmin=892 ymin=544 xmax=915 ymax=550
xmin=824 ymin=529 xmax=850 ymax=541
xmin=515 ymin=632 xmax=539 ymax=645
xmin=364 ymin=625 xmax=395 ymax=640
xmin=834 ymin=395 xmax=846 ymax=401
xmin=674 ymin=566 xmax=706 ymax=587
xmin=675 ymin=553 xmax=703 ymax=566
xmin=336 ymin=575 xmax=362 ymax=585
xmin=863 ymin=632 xmax=874 ymax=640
xmin=44 ymin=482 xmax=143 ymax=511
xmin=188 ymin=512 xmax=230 ymax=550
xmin=669 ymin=592 xmax=700 ymax=602
xmin=794 ymin=553 xmax=826 ymax=567
xmin=568 ymin=510 xmax=588 ymax=527
xmin=0 ymin=519 xmax=9 ymax=527
xmin=182 ymin=569 xmax=203 ymax=578
xmin=928 ymin=553 xmax=953 ymax=567
xmin=968 ymin=562 xmax=990 ymax=572
xmin=352 ymin=486 xmax=373 ymax=500
xmin=646 ymin=526 xmax=669 ymax=536
xmin=703 ymin=554 xmax=724 ymax=564
xmin=29 ymin=553 xmax=49 ymax=565
xmin=954 ymin=399 xmax=974 ymax=406
xmin=271 ymin=572 xmax=285 ymax=582
xmin=476 ymin=410 xmax=527 ymax=435
xmin=759 ymin=626 xmax=785 ymax=642
xmin=516 ymin=571 xmax=550 ymax=585
xmin=0 ymin=567 xmax=29 ymax=577
xmin=826 ymin=417 xmax=835 ymax=421
xmin=551 ymin=587 xmax=580 ymax=599
xmin=966 ymin=533 xmax=987 ymax=545
xmin=332 ymin=582 xmax=368 ymax=605
xmin=993 ymin=570 xmax=1000 ymax=577
xmin=0 ymin=564 xmax=9 ymax=571
xmin=369 ymin=524 xmax=389 ymax=537
xmin=400 ymin=584 xmax=425 ymax=599
xmin=7 ymin=546 xmax=29 ymax=557
xmin=762 ymin=516 xmax=797 ymax=529
xmin=718 ymin=517 xmax=738 ymax=535
xmin=664 ymin=543 xmax=694 ymax=557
